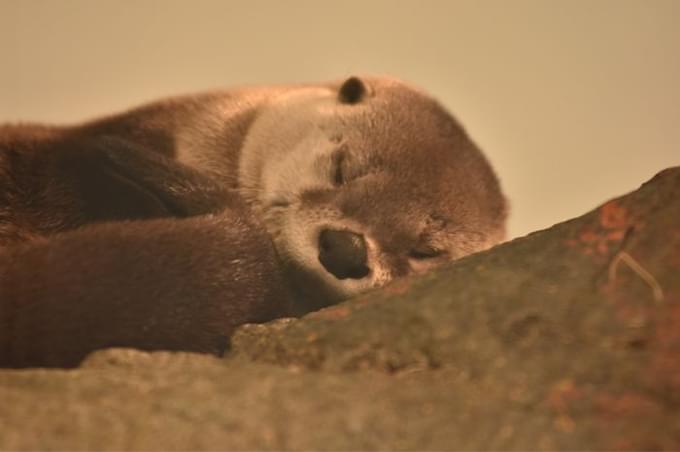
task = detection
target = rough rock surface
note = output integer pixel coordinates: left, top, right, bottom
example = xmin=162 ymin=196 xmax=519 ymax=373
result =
xmin=1 ymin=167 xmax=679 ymax=450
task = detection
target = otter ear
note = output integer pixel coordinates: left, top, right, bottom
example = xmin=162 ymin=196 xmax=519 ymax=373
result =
xmin=338 ymin=76 xmax=367 ymax=104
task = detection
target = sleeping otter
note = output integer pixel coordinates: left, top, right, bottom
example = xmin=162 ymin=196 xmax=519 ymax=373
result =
xmin=0 ymin=76 xmax=507 ymax=367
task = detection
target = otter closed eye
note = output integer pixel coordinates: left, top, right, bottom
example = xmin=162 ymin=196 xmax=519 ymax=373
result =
xmin=332 ymin=150 xmax=346 ymax=186
xmin=409 ymin=246 xmax=445 ymax=260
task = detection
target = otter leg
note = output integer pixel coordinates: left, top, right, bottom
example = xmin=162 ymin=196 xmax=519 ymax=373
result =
xmin=0 ymin=209 xmax=292 ymax=368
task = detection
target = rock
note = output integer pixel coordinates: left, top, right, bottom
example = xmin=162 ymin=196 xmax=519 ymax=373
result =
xmin=1 ymin=167 xmax=679 ymax=450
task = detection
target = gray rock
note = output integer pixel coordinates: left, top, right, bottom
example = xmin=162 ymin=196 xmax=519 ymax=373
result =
xmin=1 ymin=167 xmax=679 ymax=450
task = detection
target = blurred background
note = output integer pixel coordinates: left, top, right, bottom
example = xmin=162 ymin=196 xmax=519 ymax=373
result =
xmin=1 ymin=0 xmax=678 ymax=238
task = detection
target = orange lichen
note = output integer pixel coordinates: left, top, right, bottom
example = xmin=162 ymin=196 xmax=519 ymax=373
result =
xmin=383 ymin=278 xmax=413 ymax=295
xmin=547 ymin=379 xmax=583 ymax=413
xmin=566 ymin=201 xmax=635 ymax=258
xmin=600 ymin=201 xmax=629 ymax=230
xmin=595 ymin=392 xmax=661 ymax=420
xmin=308 ymin=305 xmax=351 ymax=320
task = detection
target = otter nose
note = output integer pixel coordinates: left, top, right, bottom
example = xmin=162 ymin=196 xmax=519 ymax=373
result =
xmin=318 ymin=229 xmax=370 ymax=280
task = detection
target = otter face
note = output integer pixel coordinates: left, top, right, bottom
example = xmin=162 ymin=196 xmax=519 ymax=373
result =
xmin=239 ymin=76 xmax=507 ymax=313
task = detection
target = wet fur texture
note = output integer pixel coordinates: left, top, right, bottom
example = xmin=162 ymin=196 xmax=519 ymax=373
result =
xmin=0 ymin=76 xmax=506 ymax=367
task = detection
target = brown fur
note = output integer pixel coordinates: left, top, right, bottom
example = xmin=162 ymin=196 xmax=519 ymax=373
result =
xmin=0 ymin=212 xmax=291 ymax=368
xmin=0 ymin=96 xmax=290 ymax=367
xmin=0 ymin=76 xmax=507 ymax=368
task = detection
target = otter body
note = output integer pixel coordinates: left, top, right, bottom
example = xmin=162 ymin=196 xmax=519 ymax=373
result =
xmin=0 ymin=76 xmax=507 ymax=367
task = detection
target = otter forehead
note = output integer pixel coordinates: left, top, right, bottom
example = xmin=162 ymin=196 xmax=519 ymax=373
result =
xmin=238 ymin=77 xmax=474 ymax=192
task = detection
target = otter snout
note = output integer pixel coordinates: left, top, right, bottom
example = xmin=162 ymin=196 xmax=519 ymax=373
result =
xmin=318 ymin=229 xmax=370 ymax=280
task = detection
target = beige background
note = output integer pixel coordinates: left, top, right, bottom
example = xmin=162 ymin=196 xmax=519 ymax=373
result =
xmin=1 ymin=0 xmax=678 ymax=238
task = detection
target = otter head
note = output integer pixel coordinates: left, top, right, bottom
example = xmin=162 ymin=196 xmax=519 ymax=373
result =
xmin=239 ymin=76 xmax=507 ymax=314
